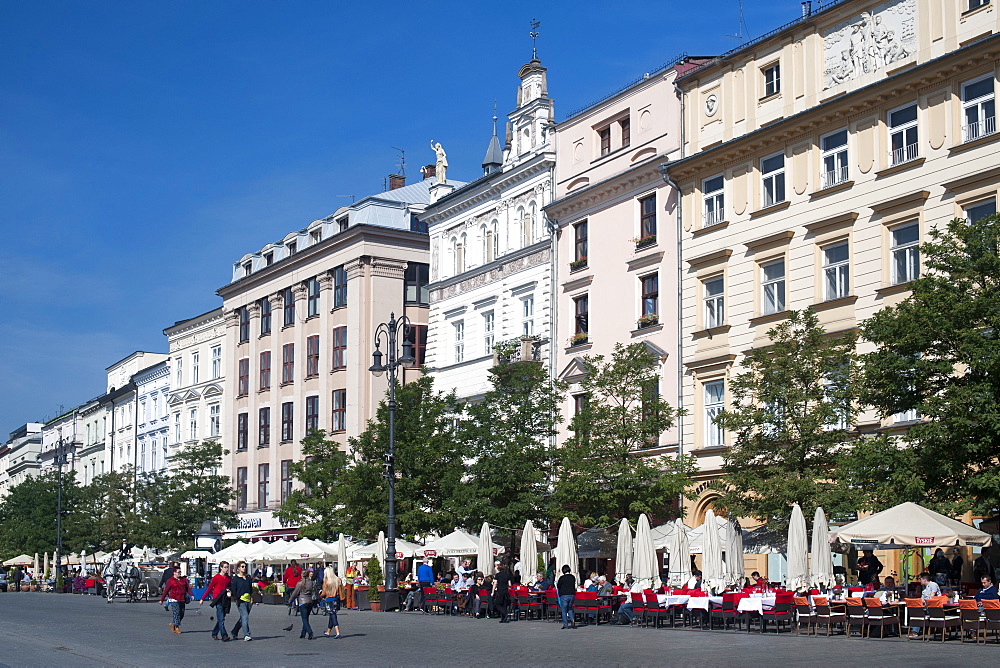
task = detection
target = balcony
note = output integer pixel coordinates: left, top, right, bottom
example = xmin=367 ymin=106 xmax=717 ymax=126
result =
xmin=890 ymin=143 xmax=919 ymax=166
xmin=963 ymin=116 xmax=996 ymax=143
xmin=821 ymin=165 xmax=849 ymax=190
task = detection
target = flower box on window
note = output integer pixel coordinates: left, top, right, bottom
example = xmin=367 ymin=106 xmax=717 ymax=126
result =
xmin=569 ymin=257 xmax=588 ymax=271
xmin=634 ymin=234 xmax=657 ymax=249
xmin=637 ymin=314 xmax=659 ymax=329
xmin=570 ymin=333 xmax=589 ymax=346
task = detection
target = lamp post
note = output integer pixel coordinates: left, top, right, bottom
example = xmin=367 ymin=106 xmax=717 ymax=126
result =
xmin=368 ymin=312 xmax=414 ymax=594
xmin=38 ymin=436 xmax=70 ymax=591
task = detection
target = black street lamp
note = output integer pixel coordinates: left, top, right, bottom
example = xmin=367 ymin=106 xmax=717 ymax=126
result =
xmin=38 ymin=436 xmax=72 ymax=591
xmin=369 ymin=312 xmax=414 ymax=595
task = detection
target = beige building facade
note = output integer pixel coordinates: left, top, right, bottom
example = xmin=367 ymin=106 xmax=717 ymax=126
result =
xmin=668 ymin=0 xmax=999 ymax=529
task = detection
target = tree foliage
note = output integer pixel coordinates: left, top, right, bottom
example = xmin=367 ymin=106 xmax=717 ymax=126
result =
xmin=857 ymin=213 xmax=1000 ymax=515
xmin=276 ymin=429 xmax=350 ymax=540
xmin=554 ymin=343 xmax=693 ymax=525
xmin=713 ymin=310 xmax=858 ymax=532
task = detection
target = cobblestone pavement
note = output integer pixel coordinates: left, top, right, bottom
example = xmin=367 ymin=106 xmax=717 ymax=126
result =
xmin=0 ymin=592 xmax=987 ymax=666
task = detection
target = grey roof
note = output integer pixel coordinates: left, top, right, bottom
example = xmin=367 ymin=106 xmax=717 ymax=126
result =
xmin=482 ymin=118 xmax=504 ymax=170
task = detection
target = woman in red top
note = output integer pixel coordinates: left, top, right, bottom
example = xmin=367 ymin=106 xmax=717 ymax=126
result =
xmin=200 ymin=561 xmax=232 ymax=641
xmin=159 ymin=567 xmax=192 ymax=634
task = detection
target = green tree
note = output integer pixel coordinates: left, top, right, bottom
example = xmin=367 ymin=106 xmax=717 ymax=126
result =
xmin=0 ymin=472 xmax=63 ymax=558
xmin=339 ymin=375 xmax=464 ymax=539
xmin=554 ymin=342 xmax=694 ymax=525
xmin=70 ymin=468 xmax=140 ymax=551
xmin=713 ymin=310 xmax=858 ymax=532
xmin=857 ymin=213 xmax=1000 ymax=515
xmin=454 ymin=359 xmax=563 ymax=530
xmin=275 ymin=429 xmax=349 ymax=540
xmin=834 ymin=434 xmax=927 ymax=514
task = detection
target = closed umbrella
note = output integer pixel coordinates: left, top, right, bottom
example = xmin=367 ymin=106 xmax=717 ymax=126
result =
xmin=337 ymin=533 xmax=348 ymax=577
xmin=810 ymin=507 xmax=834 ymax=590
xmin=33 ymin=553 xmax=40 ymax=583
xmin=701 ymin=510 xmax=725 ymax=594
xmin=670 ymin=519 xmax=692 ymax=587
xmin=632 ymin=514 xmax=659 ymax=591
xmin=615 ymin=519 xmax=633 ymax=585
xmin=478 ymin=522 xmax=495 ymax=577
xmin=376 ymin=531 xmax=386 ymax=584
xmin=555 ymin=517 xmax=578 ymax=579
xmin=43 ymin=552 xmax=49 ymax=582
xmin=519 ymin=520 xmax=537 ymax=581
xmin=80 ymin=549 xmax=87 ymax=575
xmin=787 ymin=504 xmax=809 ymax=591
xmin=725 ymin=520 xmax=745 ymax=586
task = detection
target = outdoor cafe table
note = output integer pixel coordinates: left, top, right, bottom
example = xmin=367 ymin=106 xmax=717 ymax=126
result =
xmin=655 ymin=594 xmax=723 ymax=611
xmin=736 ymin=594 xmax=776 ymax=615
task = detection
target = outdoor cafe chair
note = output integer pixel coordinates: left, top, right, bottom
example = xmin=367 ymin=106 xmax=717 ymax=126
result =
xmin=574 ymin=591 xmax=600 ymax=626
xmin=844 ymin=597 xmax=865 ymax=638
xmin=982 ymin=599 xmax=1000 ymax=643
xmin=814 ymin=596 xmax=846 ymax=636
xmin=760 ymin=592 xmax=795 ymax=633
xmin=958 ymin=599 xmax=983 ymax=643
xmin=904 ymin=598 xmax=927 ymax=640
xmin=476 ymin=588 xmax=492 ymax=618
xmin=421 ymin=587 xmax=438 ymax=614
xmin=923 ymin=596 xmax=959 ymax=642
xmin=517 ymin=589 xmax=544 ymax=621
xmin=863 ymin=597 xmax=901 ymax=639
xmin=793 ymin=596 xmax=815 ymax=636
xmin=628 ymin=592 xmax=647 ymax=627
xmin=544 ymin=589 xmax=559 ymax=622
xmin=710 ymin=592 xmax=738 ymax=631
xmin=642 ymin=590 xmax=665 ymax=629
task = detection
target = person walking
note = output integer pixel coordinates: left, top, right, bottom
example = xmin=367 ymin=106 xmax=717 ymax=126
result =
xmin=200 ymin=561 xmax=232 ymax=641
xmin=283 ymin=559 xmax=303 ymax=606
xmin=229 ymin=561 xmax=255 ymax=642
xmin=290 ymin=570 xmax=317 ymax=639
xmin=557 ymin=565 xmax=576 ymax=629
xmin=493 ymin=561 xmax=512 ymax=623
xmin=159 ymin=567 xmax=192 ymax=634
xmin=320 ymin=565 xmax=343 ymax=638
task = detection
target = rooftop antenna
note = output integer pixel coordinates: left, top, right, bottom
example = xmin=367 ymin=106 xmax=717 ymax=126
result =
xmin=335 ymin=194 xmax=356 ymax=203
xmin=726 ymin=0 xmax=749 ymax=44
xmin=391 ymin=146 xmax=406 ymax=176
xmin=530 ymin=18 xmax=540 ymax=59
xmin=492 ymin=100 xmax=498 ymax=133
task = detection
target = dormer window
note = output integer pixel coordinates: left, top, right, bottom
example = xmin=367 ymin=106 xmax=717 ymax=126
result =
xmin=620 ymin=118 xmax=631 ymax=148
xmin=337 ymin=216 xmax=348 ymax=232
xmin=310 ymin=229 xmax=321 ymax=244
xmin=264 ymin=252 xmax=274 ymax=266
xmin=243 ymin=262 xmax=252 ymax=277
xmin=599 ymin=126 xmax=611 ymax=155
xmin=287 ymin=241 xmax=297 ymax=255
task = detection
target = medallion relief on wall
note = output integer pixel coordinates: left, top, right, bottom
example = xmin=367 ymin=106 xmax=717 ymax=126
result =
xmin=823 ymin=0 xmax=915 ymax=90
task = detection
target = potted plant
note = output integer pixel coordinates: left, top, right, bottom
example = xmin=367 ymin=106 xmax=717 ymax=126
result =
xmin=637 ymin=314 xmax=659 ymax=329
xmin=366 ymin=556 xmax=383 ymax=612
xmin=260 ymin=582 xmax=283 ymax=605
xmin=569 ymin=256 xmax=588 ymax=271
xmin=570 ymin=332 xmax=589 ymax=347
xmin=634 ymin=234 xmax=657 ymax=249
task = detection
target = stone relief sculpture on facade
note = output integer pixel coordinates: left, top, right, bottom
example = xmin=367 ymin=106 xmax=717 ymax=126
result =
xmin=823 ymin=0 xmax=915 ymax=89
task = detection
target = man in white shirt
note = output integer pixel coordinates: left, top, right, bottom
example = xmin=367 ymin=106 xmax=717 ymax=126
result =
xmin=456 ymin=560 xmax=471 ymax=577
xmin=909 ymin=572 xmax=942 ymax=638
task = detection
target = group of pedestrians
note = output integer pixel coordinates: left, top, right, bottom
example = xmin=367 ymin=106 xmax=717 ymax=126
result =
xmin=288 ymin=566 xmax=344 ymax=640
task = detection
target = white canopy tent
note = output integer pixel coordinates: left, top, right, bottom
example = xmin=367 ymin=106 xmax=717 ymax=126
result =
xmin=724 ymin=520 xmax=745 ymax=585
xmin=478 ymin=523 xmax=495 ymax=577
xmin=337 ymin=534 xmax=349 ymax=576
xmin=810 ymin=507 xmax=835 ymax=589
xmin=180 ymin=550 xmax=214 ymax=560
xmin=349 ymin=537 xmax=423 ymax=561
xmin=259 ymin=539 xmax=292 ymax=563
xmin=208 ymin=541 xmax=250 ymax=563
xmin=666 ymin=519 xmax=692 ymax=586
xmin=831 ymin=502 xmax=992 ymax=549
xmin=3 ymin=554 xmax=33 ymax=566
xmin=420 ymin=529 xmax=501 ymax=559
xmin=281 ymin=538 xmax=336 ymax=562
xmin=520 ymin=520 xmax=539 ymax=581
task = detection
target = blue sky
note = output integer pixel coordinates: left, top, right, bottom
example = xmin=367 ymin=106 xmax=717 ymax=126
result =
xmin=0 ymin=0 xmax=809 ymax=432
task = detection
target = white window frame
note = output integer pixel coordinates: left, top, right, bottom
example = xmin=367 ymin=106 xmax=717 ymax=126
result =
xmin=703 ymin=276 xmax=725 ymax=329
xmin=820 ymin=128 xmax=849 ymax=188
xmin=762 ymin=62 xmax=780 ymax=97
xmin=174 ymin=413 xmax=181 ymax=444
xmin=453 ymin=320 xmax=465 ymax=364
xmin=888 ymin=103 xmax=918 ymax=166
xmin=965 ymin=198 xmax=997 ymax=223
xmin=189 ymin=408 xmax=197 ymax=441
xmin=483 ymin=311 xmax=495 ymax=355
xmin=175 ymin=358 xmax=183 ymax=387
xmin=191 ymin=351 xmax=200 ymax=385
xmin=761 ymin=258 xmax=786 ymax=315
xmin=211 ymin=345 xmax=221 ymax=379
xmin=209 ymin=404 xmax=220 ymax=437
xmin=969 ymin=0 xmax=989 ymax=10
xmin=761 ymin=153 xmax=785 ymax=208
xmin=890 ymin=222 xmax=920 ymax=285
xmin=703 ymin=175 xmax=725 ymax=226
xmin=962 ymin=75 xmax=996 ymax=142
xmin=704 ymin=380 xmax=725 ymax=448
xmin=823 ymin=241 xmax=850 ymax=301
xmin=521 ymin=296 xmax=535 ymax=336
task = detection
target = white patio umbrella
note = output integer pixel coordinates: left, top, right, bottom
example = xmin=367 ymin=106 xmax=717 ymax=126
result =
xmin=376 ymin=531 xmax=386 ymax=583
xmin=669 ymin=518 xmax=692 ymax=587
xmin=260 ymin=539 xmax=292 ymax=563
xmin=519 ymin=520 xmax=537 ymax=581
xmin=555 ymin=517 xmax=578 ymax=578
xmin=2 ymin=554 xmax=34 ymax=567
xmin=724 ymin=520 xmax=745 ymax=586
xmin=33 ymin=553 xmax=40 ymax=581
xmin=337 ymin=534 xmax=348 ymax=577
xmin=80 ymin=549 xmax=87 ymax=573
xmin=701 ymin=510 xmax=725 ymax=594
xmin=43 ymin=552 xmax=49 ymax=580
xmin=632 ymin=514 xmax=659 ymax=591
xmin=787 ymin=504 xmax=809 ymax=591
xmin=615 ymin=519 xmax=633 ymax=585
xmin=478 ymin=522 xmax=495 ymax=576
xmin=810 ymin=507 xmax=835 ymax=590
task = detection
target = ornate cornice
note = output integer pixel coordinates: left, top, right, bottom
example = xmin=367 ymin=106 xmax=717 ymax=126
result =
xmin=429 ymin=246 xmax=549 ymax=303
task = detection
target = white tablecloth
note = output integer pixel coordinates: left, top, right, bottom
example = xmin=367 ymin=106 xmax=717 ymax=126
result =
xmin=737 ymin=595 xmax=776 ymax=615
xmin=657 ymin=594 xmax=690 ymax=607
xmin=686 ymin=596 xmax=713 ymax=611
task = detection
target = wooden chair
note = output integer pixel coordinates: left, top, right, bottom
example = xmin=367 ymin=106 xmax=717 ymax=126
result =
xmin=904 ymin=598 xmax=927 ymax=640
xmin=923 ymin=596 xmax=959 ymax=642
xmin=844 ymin=597 xmax=865 ymax=637
xmin=814 ymin=596 xmax=847 ymax=636
xmin=958 ymin=599 xmax=983 ymax=643
xmin=793 ymin=596 xmax=815 ymax=636
xmin=863 ymin=597 xmax=901 ymax=639
xmin=982 ymin=599 xmax=1000 ymax=643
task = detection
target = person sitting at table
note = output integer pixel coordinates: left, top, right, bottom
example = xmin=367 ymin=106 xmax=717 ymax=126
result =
xmin=687 ymin=570 xmax=703 ymax=590
xmin=624 ymin=573 xmax=635 ymax=589
xmin=582 ymin=571 xmax=597 ymax=591
xmin=455 ymin=573 xmax=471 ymax=592
xmin=596 ymin=575 xmax=614 ymax=596
xmin=751 ymin=571 xmax=766 ymax=589
xmin=975 ymin=574 xmax=999 ymax=602
xmin=530 ymin=572 xmax=551 ymax=591
xmin=908 ymin=572 xmax=943 ymax=639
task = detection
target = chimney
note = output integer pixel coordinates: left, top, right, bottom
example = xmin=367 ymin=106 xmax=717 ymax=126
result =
xmin=388 ymin=174 xmax=405 ymax=190
xmin=420 ymin=164 xmax=436 ymax=180
xmin=801 ymin=1 xmax=811 ymax=17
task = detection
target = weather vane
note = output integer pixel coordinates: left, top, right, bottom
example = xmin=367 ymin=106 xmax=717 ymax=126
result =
xmin=530 ymin=18 xmax=540 ymax=59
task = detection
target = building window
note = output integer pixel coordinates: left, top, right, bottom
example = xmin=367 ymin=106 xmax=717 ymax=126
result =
xmin=820 ymin=129 xmax=849 ymax=188
xmin=639 ymin=194 xmax=657 ymax=240
xmin=281 ymin=459 xmax=293 ymax=504
xmin=209 ymin=404 xmax=220 ymax=437
xmin=482 ymin=312 xmax=495 ymax=354
xmin=484 ymin=227 xmax=495 ymax=263
xmin=823 ymin=242 xmax=850 ymax=301
xmin=306 ymin=277 xmax=320 ymax=317
xmin=404 ymin=263 xmax=430 ymax=305
xmin=962 ymin=76 xmax=996 ymax=142
xmin=889 ymin=103 xmax=918 ymax=165
xmin=641 ymin=273 xmax=659 ymax=317
xmin=239 ymin=307 xmax=250 ymax=342
xmin=453 ymin=320 xmax=465 ymax=363
xmin=453 ymin=237 xmax=465 ymax=274
xmin=281 ymin=402 xmax=294 ymax=442
xmin=965 ymin=198 xmax=997 ymax=223
xmin=191 ymin=352 xmax=200 ymax=384
xmin=522 ymin=207 xmax=533 ymax=247
xmin=306 ymin=335 xmax=320 ymax=377
xmin=236 ymin=467 xmax=247 ymax=510
xmin=257 ymin=463 xmax=270 ymax=509
xmin=761 ymin=259 xmax=786 ymax=315
xmin=174 ymin=413 xmax=181 ymax=444
xmin=331 ymin=389 xmax=347 ymax=432
xmin=574 ymin=393 xmax=588 ymax=416
xmin=762 ymin=62 xmax=780 ymax=97
xmin=259 ymin=350 xmax=271 ymax=390
xmin=211 ymin=345 xmax=221 ymax=379
xmin=310 ymin=228 xmax=321 ymax=245
xmin=258 ymin=407 xmax=270 ymax=447
xmin=238 ymin=358 xmax=249 ymax=396
xmin=703 ymin=175 xmax=724 ymax=226
xmin=258 ymin=298 xmax=271 ymax=336
xmin=895 ymin=405 xmax=920 ymax=423
xmin=332 ymin=265 xmax=348 ymax=307
xmin=404 ymin=324 xmax=427 ymax=366
xmin=282 ymin=287 xmax=295 ymax=326
xmin=891 ymin=222 xmax=920 ymax=285
xmin=761 ymin=153 xmax=786 ymax=207
xmin=175 ymin=357 xmax=183 ymax=386
xmin=573 ymin=220 xmax=588 ymax=263
xmin=331 ymin=327 xmax=347 ymax=370
xmin=704 ymin=277 xmax=725 ymax=328
xmin=620 ymin=117 xmax=630 ymax=147
xmin=264 ymin=251 xmax=273 ymax=265
xmin=337 ymin=215 xmax=348 ymax=232
xmin=282 ymin=343 xmax=294 ymax=384
xmin=521 ymin=296 xmax=535 ymax=336
xmin=705 ymin=380 xmax=725 ymax=448
xmin=598 ymin=126 xmax=611 ymax=155
xmin=305 ymin=395 xmax=319 ymax=434
xmin=287 ymin=241 xmax=297 ymax=255
xmin=237 ymin=412 xmax=248 ymax=451
xmin=189 ymin=408 xmax=197 ymax=441
xmin=969 ymin=0 xmax=990 ymax=10
xmin=574 ymin=295 xmax=589 ymax=338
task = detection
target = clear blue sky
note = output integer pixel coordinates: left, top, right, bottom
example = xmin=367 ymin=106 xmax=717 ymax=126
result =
xmin=0 ymin=0 xmax=809 ymax=432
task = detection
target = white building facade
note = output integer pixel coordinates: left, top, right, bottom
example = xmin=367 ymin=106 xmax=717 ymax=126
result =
xmin=102 ymin=351 xmax=168 ymax=474
xmin=423 ymin=57 xmax=557 ymax=400
xmin=2 ymin=423 xmax=43 ymax=496
xmin=39 ymin=404 xmax=87 ymax=479
xmin=133 ymin=361 xmax=172 ymax=474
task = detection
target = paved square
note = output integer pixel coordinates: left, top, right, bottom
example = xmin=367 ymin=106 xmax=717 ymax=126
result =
xmin=0 ymin=592 xmax=990 ymax=666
